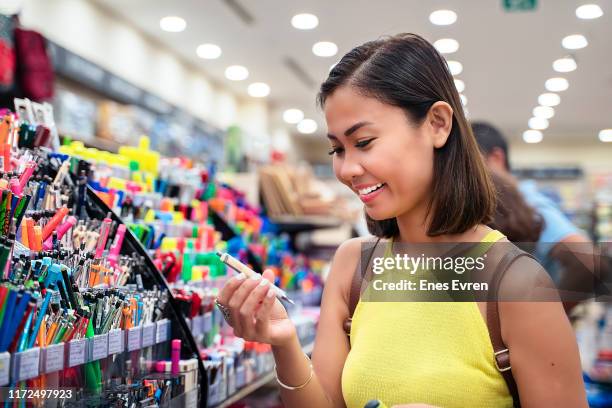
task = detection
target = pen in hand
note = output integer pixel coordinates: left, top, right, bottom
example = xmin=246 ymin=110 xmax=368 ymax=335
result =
xmin=216 ymin=251 xmax=295 ymax=305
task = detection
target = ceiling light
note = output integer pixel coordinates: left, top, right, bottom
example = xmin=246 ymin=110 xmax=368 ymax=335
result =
xmin=248 ymin=82 xmax=270 ymax=98
xmin=291 ymin=13 xmax=319 ymax=30
xmin=297 ymin=119 xmax=318 ymax=134
xmin=447 ymin=60 xmax=463 ymax=75
xmin=429 ymin=10 xmax=457 ymax=26
xmin=553 ymin=56 xmax=577 ymax=73
xmin=434 ymin=38 xmax=459 ymax=54
xmin=599 ymin=129 xmax=612 ymax=142
xmin=454 ymin=79 xmax=465 ymax=93
xmin=529 ymin=117 xmax=549 ymax=130
xmin=312 ymin=41 xmax=338 ymax=57
xmin=576 ymin=4 xmax=603 ymax=19
xmin=225 ymin=65 xmax=249 ymax=81
xmin=545 ymin=77 xmax=569 ymax=92
xmin=533 ymin=106 xmax=555 ymax=119
xmin=562 ymin=34 xmax=588 ymax=50
xmin=196 ymin=44 xmax=222 ymax=59
xmin=160 ymin=16 xmax=186 ymax=32
xmin=283 ymin=109 xmax=304 ymax=124
xmin=460 ymin=94 xmax=468 ymax=106
xmin=523 ymin=130 xmax=543 ymax=144
xmin=538 ymin=93 xmax=561 ymax=106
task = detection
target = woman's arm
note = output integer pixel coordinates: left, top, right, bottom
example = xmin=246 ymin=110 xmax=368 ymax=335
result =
xmin=500 ymin=256 xmax=588 ymax=408
xmin=217 ymin=237 xmax=365 ymax=408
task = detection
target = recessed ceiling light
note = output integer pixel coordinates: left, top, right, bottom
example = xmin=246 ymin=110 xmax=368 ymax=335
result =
xmin=599 ymin=129 xmax=612 ymax=142
xmin=297 ymin=119 xmax=318 ymax=134
xmin=538 ymin=93 xmax=561 ymax=107
xmin=196 ymin=44 xmax=222 ymax=59
xmin=545 ymin=77 xmax=569 ymax=92
xmin=576 ymin=4 xmax=603 ymax=19
xmin=454 ymin=79 xmax=465 ymax=93
xmin=160 ymin=16 xmax=186 ymax=32
xmin=562 ymin=34 xmax=588 ymax=50
xmin=447 ymin=60 xmax=463 ymax=76
xmin=283 ymin=109 xmax=304 ymax=124
xmin=225 ymin=65 xmax=249 ymax=81
xmin=523 ymin=130 xmax=543 ymax=144
xmin=528 ymin=117 xmax=549 ymax=130
xmin=429 ymin=10 xmax=457 ymax=26
xmin=553 ymin=56 xmax=577 ymax=73
xmin=434 ymin=38 xmax=459 ymax=54
xmin=533 ymin=106 xmax=555 ymax=119
xmin=312 ymin=41 xmax=338 ymax=57
xmin=460 ymin=94 xmax=468 ymax=106
xmin=248 ymin=82 xmax=270 ymax=98
xmin=291 ymin=13 xmax=319 ymax=30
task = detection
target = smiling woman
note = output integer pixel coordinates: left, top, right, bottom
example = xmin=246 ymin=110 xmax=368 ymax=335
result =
xmin=217 ymin=33 xmax=587 ymax=408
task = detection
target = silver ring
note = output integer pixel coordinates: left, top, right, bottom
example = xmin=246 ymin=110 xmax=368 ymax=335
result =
xmin=215 ymin=299 xmax=232 ymax=325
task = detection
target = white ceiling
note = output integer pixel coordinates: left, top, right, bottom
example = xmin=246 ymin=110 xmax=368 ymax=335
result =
xmin=89 ymin=0 xmax=612 ymax=147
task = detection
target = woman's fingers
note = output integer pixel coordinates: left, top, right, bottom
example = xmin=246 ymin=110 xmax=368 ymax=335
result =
xmin=227 ymin=274 xmax=262 ymax=335
xmin=240 ymin=278 xmax=273 ymax=339
xmin=254 ymin=287 xmax=277 ymax=329
xmin=217 ymin=273 xmax=246 ymax=306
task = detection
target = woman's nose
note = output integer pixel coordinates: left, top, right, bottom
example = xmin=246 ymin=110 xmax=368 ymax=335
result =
xmin=337 ymin=153 xmax=365 ymax=182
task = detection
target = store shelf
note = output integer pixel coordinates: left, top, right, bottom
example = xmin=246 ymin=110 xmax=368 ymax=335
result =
xmin=269 ymin=215 xmax=344 ymax=232
xmin=211 ymin=342 xmax=314 ymax=408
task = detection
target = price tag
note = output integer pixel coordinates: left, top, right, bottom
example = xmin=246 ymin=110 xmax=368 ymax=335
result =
xmin=0 ymin=352 xmax=10 ymax=386
xmin=203 ymin=312 xmax=213 ymax=333
xmin=16 ymin=348 xmax=40 ymax=381
xmin=127 ymin=326 xmax=142 ymax=351
xmin=91 ymin=334 xmax=109 ymax=361
xmin=108 ymin=329 xmax=124 ymax=355
xmin=68 ymin=338 xmax=87 ymax=367
xmin=156 ymin=319 xmax=170 ymax=344
xmin=45 ymin=343 xmax=65 ymax=373
xmin=142 ymin=323 xmax=155 ymax=347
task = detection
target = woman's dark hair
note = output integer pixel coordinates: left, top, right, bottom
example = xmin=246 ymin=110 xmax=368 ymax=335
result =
xmin=488 ymin=171 xmax=544 ymax=243
xmin=318 ymin=33 xmax=495 ymax=238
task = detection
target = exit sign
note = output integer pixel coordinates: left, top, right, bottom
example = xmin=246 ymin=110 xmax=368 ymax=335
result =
xmin=503 ymin=0 xmax=537 ymax=11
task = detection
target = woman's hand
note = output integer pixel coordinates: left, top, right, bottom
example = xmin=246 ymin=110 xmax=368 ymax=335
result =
xmin=216 ymin=269 xmax=296 ymax=346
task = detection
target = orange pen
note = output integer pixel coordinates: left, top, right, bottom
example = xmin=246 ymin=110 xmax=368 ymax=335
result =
xmin=21 ymin=221 xmax=29 ymax=247
xmin=3 ymin=143 xmax=10 ymax=173
xmin=46 ymin=320 xmax=59 ymax=345
xmin=42 ymin=207 xmax=69 ymax=241
xmin=33 ymin=225 xmax=43 ymax=251
xmin=26 ymin=218 xmax=35 ymax=249
xmin=37 ymin=315 xmax=47 ymax=347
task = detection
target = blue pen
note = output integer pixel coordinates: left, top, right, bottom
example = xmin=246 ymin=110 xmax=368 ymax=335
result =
xmin=17 ymin=308 xmax=34 ymax=352
xmin=27 ymin=289 xmax=52 ymax=349
xmin=33 ymin=181 xmax=46 ymax=210
xmin=1 ymin=291 xmax=30 ymax=352
xmin=0 ymin=290 xmax=17 ymax=352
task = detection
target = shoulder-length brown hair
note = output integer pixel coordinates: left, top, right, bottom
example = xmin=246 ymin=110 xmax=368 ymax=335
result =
xmin=317 ymin=33 xmax=495 ymax=238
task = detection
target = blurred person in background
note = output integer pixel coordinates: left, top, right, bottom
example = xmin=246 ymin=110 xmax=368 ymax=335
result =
xmin=473 ymin=122 xmax=600 ymax=312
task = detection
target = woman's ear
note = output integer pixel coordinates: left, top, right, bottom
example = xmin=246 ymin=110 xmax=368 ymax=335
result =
xmin=426 ymin=101 xmax=453 ymax=148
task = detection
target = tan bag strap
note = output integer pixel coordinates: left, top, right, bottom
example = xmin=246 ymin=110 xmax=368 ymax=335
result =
xmin=344 ymin=238 xmax=380 ymax=335
xmin=487 ymin=246 xmax=533 ymax=408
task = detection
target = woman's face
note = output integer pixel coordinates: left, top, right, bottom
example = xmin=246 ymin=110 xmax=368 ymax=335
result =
xmin=325 ymin=86 xmax=436 ymax=221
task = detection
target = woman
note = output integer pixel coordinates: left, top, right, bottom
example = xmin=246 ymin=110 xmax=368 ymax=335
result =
xmin=217 ymin=34 xmax=586 ymax=407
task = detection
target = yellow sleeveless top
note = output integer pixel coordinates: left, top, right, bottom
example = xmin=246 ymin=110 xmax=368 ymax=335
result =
xmin=341 ymin=230 xmax=513 ymax=408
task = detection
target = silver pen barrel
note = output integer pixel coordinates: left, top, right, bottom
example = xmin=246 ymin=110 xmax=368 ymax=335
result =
xmin=216 ymin=251 xmax=295 ymax=304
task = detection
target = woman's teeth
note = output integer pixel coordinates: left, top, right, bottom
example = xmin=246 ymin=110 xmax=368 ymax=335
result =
xmin=359 ymin=183 xmax=384 ymax=195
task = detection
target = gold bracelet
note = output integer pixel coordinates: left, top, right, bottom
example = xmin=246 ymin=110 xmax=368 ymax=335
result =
xmin=274 ymin=354 xmax=313 ymax=391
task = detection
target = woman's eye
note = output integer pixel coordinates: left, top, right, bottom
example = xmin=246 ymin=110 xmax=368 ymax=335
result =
xmin=355 ymin=138 xmax=374 ymax=148
xmin=328 ymin=146 xmax=344 ymax=156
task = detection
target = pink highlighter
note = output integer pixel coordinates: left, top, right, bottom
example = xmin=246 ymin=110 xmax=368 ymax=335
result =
xmin=107 ymin=224 xmax=126 ymax=267
xmin=43 ymin=216 xmax=77 ymax=251
xmin=171 ymin=339 xmax=181 ymax=376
